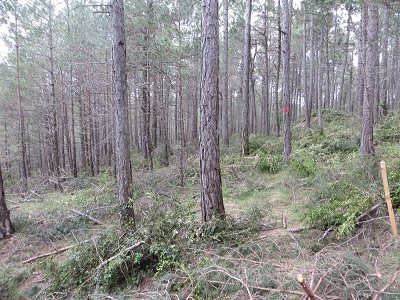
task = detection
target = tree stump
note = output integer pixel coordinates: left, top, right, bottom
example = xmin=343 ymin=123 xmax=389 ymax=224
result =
xmin=0 ymin=165 xmax=14 ymax=239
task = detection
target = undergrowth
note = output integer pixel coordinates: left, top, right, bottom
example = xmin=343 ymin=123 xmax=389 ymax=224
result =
xmin=4 ymin=109 xmax=400 ymax=299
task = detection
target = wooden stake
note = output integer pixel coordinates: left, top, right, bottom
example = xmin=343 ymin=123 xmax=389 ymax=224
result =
xmin=380 ymin=161 xmax=398 ymax=239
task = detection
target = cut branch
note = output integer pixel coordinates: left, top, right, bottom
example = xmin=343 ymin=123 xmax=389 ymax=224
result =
xmin=297 ymin=273 xmax=324 ymax=300
xmin=95 ymin=241 xmax=145 ymax=270
xmin=70 ymin=208 xmax=103 ymax=225
xmin=372 ymin=269 xmax=400 ymax=300
xmin=22 ymin=239 xmax=93 ymax=263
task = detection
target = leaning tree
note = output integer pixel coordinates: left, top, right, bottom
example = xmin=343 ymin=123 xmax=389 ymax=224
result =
xmin=0 ymin=164 xmax=14 ymax=239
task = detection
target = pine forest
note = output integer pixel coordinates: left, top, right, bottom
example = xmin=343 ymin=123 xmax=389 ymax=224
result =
xmin=0 ymin=0 xmax=400 ymax=299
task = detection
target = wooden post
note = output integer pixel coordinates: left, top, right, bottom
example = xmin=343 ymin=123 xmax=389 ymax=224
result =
xmin=380 ymin=161 xmax=398 ymax=239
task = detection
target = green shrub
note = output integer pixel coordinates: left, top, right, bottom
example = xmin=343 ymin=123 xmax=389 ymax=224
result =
xmin=257 ymin=153 xmax=283 ymax=174
xmin=303 ymin=180 xmax=374 ymax=236
xmin=376 ymin=112 xmax=400 ymax=142
xmin=0 ymin=264 xmax=30 ymax=299
xmin=249 ymin=135 xmax=283 ymax=156
xmin=387 ymin=160 xmax=400 ymax=209
xmin=290 ymin=149 xmax=317 ymax=177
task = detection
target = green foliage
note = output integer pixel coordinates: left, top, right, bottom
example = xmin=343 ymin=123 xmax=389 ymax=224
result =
xmin=387 ymin=160 xmax=400 ymax=209
xmin=0 ymin=264 xmax=30 ymax=299
xmin=257 ymin=153 xmax=283 ymax=174
xmin=149 ymin=242 xmax=179 ymax=276
xmin=195 ymin=206 xmax=266 ymax=245
xmin=290 ymin=148 xmax=317 ymax=177
xmin=42 ymin=230 xmax=147 ymax=293
xmin=376 ymin=112 xmax=400 ymax=142
xmin=249 ymin=134 xmax=283 ymax=156
xmin=303 ymin=180 xmax=373 ymax=236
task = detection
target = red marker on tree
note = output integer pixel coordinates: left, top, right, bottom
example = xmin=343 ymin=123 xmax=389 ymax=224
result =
xmin=283 ymin=107 xmax=289 ymax=113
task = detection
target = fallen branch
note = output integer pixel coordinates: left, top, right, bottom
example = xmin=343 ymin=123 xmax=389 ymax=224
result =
xmin=70 ymin=208 xmax=103 ymax=225
xmin=372 ymin=269 xmax=400 ymax=300
xmin=318 ymin=226 xmax=333 ymax=241
xmin=95 ymin=241 xmax=145 ymax=270
xmin=318 ymin=202 xmax=383 ymax=241
xmin=297 ymin=273 xmax=324 ymax=300
xmin=22 ymin=239 xmax=93 ymax=263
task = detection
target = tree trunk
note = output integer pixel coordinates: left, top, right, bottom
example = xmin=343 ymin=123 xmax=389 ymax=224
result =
xmin=381 ymin=6 xmax=390 ymax=116
xmin=48 ymin=2 xmax=62 ymax=190
xmin=0 ymin=165 xmax=14 ymax=240
xmin=241 ymin=0 xmax=252 ymax=156
xmin=357 ymin=5 xmax=367 ymax=117
xmin=273 ymin=0 xmax=281 ymax=137
xmin=302 ymin=2 xmax=310 ymax=128
xmin=14 ymin=10 xmax=28 ymax=192
xmin=337 ymin=7 xmax=352 ymax=110
xmin=282 ymin=0 xmax=291 ymax=163
xmin=360 ymin=0 xmax=377 ymax=157
xmin=112 ymin=0 xmax=134 ymax=223
xmin=221 ymin=0 xmax=229 ymax=146
xmin=200 ymin=0 xmax=225 ymax=223
xmin=262 ymin=3 xmax=270 ymax=135
xmin=178 ymin=15 xmax=185 ymax=187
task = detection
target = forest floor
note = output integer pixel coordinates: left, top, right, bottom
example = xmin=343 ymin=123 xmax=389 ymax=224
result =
xmin=1 ymin=110 xmax=400 ymax=299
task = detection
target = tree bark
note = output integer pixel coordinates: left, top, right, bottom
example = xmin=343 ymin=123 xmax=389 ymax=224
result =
xmin=15 ymin=10 xmax=28 ymax=193
xmin=241 ymin=0 xmax=252 ymax=156
xmin=112 ymin=0 xmax=134 ymax=223
xmin=302 ymin=2 xmax=310 ymax=128
xmin=282 ymin=0 xmax=291 ymax=163
xmin=381 ymin=5 xmax=390 ymax=116
xmin=273 ymin=0 xmax=281 ymax=137
xmin=360 ymin=0 xmax=377 ymax=157
xmin=262 ymin=3 xmax=270 ymax=135
xmin=221 ymin=0 xmax=229 ymax=147
xmin=200 ymin=0 xmax=225 ymax=223
xmin=0 ymin=165 xmax=14 ymax=240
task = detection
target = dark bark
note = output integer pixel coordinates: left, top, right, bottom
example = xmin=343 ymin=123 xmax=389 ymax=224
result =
xmin=302 ymin=2 xmax=310 ymax=128
xmin=14 ymin=10 xmax=28 ymax=192
xmin=222 ymin=0 xmax=229 ymax=146
xmin=282 ymin=0 xmax=291 ymax=163
xmin=262 ymin=4 xmax=270 ymax=135
xmin=273 ymin=0 xmax=281 ymax=137
xmin=360 ymin=0 xmax=377 ymax=157
xmin=381 ymin=6 xmax=390 ymax=116
xmin=241 ymin=0 xmax=252 ymax=156
xmin=48 ymin=3 xmax=62 ymax=190
xmin=200 ymin=0 xmax=225 ymax=222
xmin=112 ymin=0 xmax=134 ymax=223
xmin=0 ymin=165 xmax=14 ymax=240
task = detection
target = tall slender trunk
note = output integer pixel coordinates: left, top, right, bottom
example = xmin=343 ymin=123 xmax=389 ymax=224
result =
xmin=241 ymin=0 xmax=252 ymax=155
xmin=381 ymin=6 xmax=390 ymax=116
xmin=282 ymin=0 xmax=291 ymax=163
xmin=112 ymin=0 xmax=134 ymax=222
xmin=178 ymin=16 xmax=185 ymax=186
xmin=222 ymin=0 xmax=229 ymax=146
xmin=361 ymin=0 xmax=378 ymax=157
xmin=302 ymin=2 xmax=310 ymax=128
xmin=337 ymin=7 xmax=352 ymax=110
xmin=262 ymin=3 xmax=270 ymax=135
xmin=200 ymin=0 xmax=225 ymax=222
xmin=48 ymin=2 xmax=61 ymax=190
xmin=0 ymin=165 xmax=14 ymax=240
xmin=15 ymin=12 xmax=28 ymax=192
xmin=274 ymin=1 xmax=281 ymax=137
